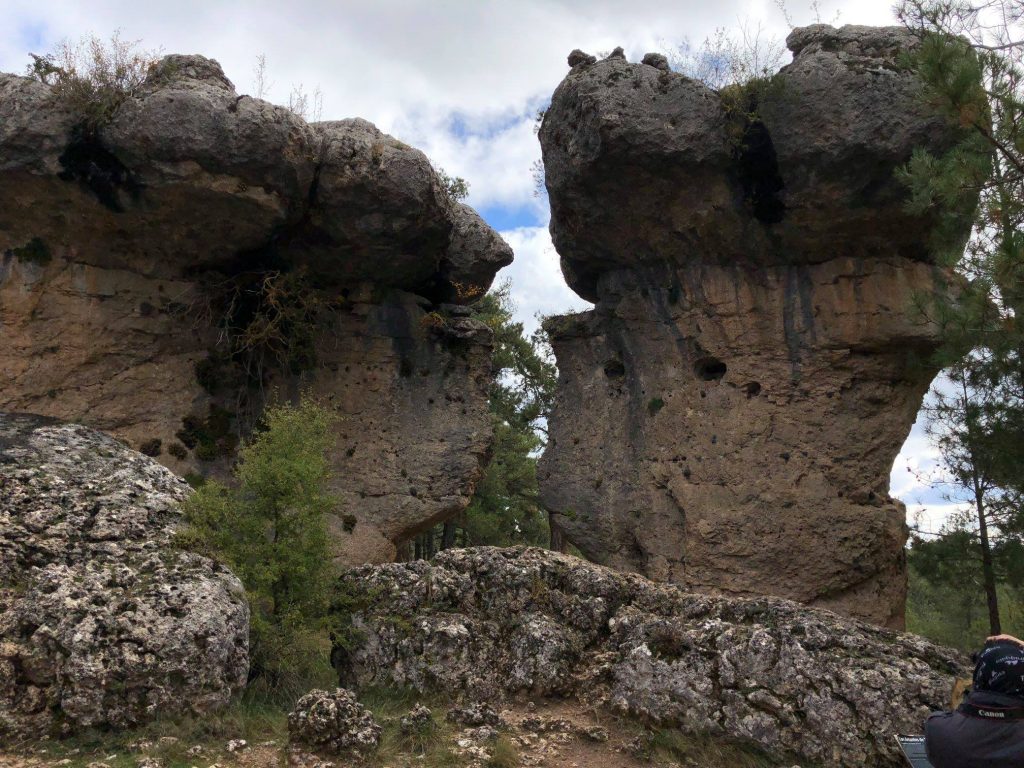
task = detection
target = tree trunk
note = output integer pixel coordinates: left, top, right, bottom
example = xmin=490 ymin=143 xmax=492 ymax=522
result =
xmin=976 ymin=488 xmax=1002 ymax=635
xmin=550 ymin=516 xmax=567 ymax=552
xmin=441 ymin=520 xmax=458 ymax=550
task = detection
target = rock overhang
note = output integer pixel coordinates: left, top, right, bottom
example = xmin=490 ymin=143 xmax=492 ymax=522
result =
xmin=540 ymin=24 xmax=974 ymax=302
xmin=0 ymin=54 xmax=512 ymax=300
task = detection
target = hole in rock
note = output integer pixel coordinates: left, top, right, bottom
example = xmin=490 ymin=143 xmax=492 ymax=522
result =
xmin=734 ymin=116 xmax=786 ymax=225
xmin=743 ymin=381 xmax=762 ymax=398
xmin=604 ymin=359 xmax=626 ymax=378
xmin=694 ymin=357 xmax=727 ymax=381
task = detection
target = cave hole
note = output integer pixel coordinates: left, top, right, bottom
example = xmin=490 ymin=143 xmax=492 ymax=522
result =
xmin=604 ymin=359 xmax=626 ymax=378
xmin=694 ymin=356 xmax=727 ymax=382
xmin=734 ymin=115 xmax=786 ymax=225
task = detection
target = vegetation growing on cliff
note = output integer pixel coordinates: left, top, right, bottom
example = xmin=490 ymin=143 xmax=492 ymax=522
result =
xmin=26 ymin=32 xmax=156 ymax=128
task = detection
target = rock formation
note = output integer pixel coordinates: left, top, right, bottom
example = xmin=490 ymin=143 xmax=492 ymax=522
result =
xmin=288 ymin=688 xmax=382 ymax=757
xmin=0 ymin=55 xmax=511 ymax=565
xmin=339 ymin=547 xmax=966 ymax=768
xmin=536 ymin=25 xmax=976 ymax=626
xmin=0 ymin=413 xmax=249 ymax=738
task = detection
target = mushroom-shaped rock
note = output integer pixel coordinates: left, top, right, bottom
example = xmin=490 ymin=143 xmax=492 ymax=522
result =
xmin=0 ymin=413 xmax=249 ymax=738
xmin=0 ymin=54 xmax=511 ymax=569
xmin=536 ymin=25 xmax=978 ymax=626
xmin=540 ymin=25 xmax=969 ymax=302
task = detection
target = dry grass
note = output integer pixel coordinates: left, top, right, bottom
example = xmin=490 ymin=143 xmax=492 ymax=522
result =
xmin=27 ymin=31 xmax=158 ymax=127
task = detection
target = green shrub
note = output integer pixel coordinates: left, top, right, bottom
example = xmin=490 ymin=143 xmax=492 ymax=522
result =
xmin=434 ymin=166 xmax=470 ymax=203
xmin=177 ymin=398 xmax=343 ymax=701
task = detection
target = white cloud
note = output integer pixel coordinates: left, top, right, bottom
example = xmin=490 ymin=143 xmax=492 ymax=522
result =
xmin=496 ymin=226 xmax=591 ymax=334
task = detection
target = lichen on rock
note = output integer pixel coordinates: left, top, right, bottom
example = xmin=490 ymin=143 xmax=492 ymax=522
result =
xmin=339 ymin=547 xmax=966 ymax=768
xmin=0 ymin=412 xmax=249 ymax=738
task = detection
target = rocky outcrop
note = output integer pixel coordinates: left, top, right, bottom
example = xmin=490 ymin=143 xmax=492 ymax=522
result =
xmin=0 ymin=413 xmax=249 ymax=738
xmin=0 ymin=55 xmax=511 ymax=565
xmin=339 ymin=547 xmax=966 ymax=768
xmin=536 ymin=25 xmax=977 ymax=626
xmin=288 ymin=688 xmax=382 ymax=757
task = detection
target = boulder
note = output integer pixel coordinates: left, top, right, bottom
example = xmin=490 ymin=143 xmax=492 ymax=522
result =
xmin=0 ymin=54 xmax=511 ymax=565
xmin=536 ymin=25 xmax=977 ymax=626
xmin=0 ymin=413 xmax=249 ymax=738
xmin=288 ymin=688 xmax=382 ymax=756
xmin=339 ymin=547 xmax=966 ymax=768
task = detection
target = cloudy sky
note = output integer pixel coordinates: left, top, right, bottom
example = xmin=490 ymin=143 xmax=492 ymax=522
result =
xmin=0 ymin=0 xmax=962 ymax=529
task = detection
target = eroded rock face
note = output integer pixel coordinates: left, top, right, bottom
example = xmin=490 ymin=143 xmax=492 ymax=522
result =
xmin=339 ymin=548 xmax=966 ymax=768
xmin=536 ymin=25 xmax=975 ymax=626
xmin=0 ymin=55 xmax=511 ymax=564
xmin=0 ymin=413 xmax=249 ymax=738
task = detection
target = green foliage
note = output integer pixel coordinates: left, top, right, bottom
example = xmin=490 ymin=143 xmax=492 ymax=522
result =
xmin=13 ymin=692 xmax=288 ymax=768
xmin=5 ymin=236 xmax=52 ymax=266
xmin=897 ymin=0 xmax=1024 ymax=633
xmin=908 ymin=533 xmax=1024 ymax=650
xmin=177 ymin=399 xmax=342 ymax=701
xmin=645 ymin=727 xmax=778 ymax=767
xmin=461 ymin=281 xmax=557 ymax=548
xmin=26 ymin=32 xmax=156 ymax=129
xmin=487 ymin=735 xmax=520 ymax=768
xmin=434 ymin=166 xmax=470 ymax=203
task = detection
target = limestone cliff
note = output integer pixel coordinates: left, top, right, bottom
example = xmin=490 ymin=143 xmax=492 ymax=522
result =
xmin=536 ymin=26 xmax=976 ymax=627
xmin=0 ymin=55 xmax=512 ymax=565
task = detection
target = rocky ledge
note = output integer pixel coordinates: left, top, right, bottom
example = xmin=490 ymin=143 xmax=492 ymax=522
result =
xmin=339 ymin=547 xmax=966 ymax=768
xmin=0 ymin=413 xmax=249 ymax=738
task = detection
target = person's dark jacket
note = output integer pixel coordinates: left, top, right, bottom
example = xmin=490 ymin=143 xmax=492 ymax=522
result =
xmin=925 ymin=689 xmax=1024 ymax=767
xmin=924 ymin=640 xmax=1024 ymax=767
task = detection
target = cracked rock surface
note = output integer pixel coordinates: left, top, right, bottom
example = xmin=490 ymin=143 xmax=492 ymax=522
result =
xmin=536 ymin=25 xmax=977 ymax=626
xmin=340 ymin=547 xmax=967 ymax=768
xmin=0 ymin=412 xmax=249 ymax=738
xmin=0 ymin=55 xmax=511 ymax=565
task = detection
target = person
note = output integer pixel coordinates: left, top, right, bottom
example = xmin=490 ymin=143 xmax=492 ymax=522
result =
xmin=925 ymin=634 xmax=1024 ymax=766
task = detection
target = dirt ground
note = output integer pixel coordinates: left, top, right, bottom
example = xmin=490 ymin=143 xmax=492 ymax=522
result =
xmin=0 ymin=695 xmax=780 ymax=768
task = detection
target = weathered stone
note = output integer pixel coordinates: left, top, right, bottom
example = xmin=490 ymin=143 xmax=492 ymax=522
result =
xmin=567 ymin=50 xmax=596 ymax=68
xmin=0 ymin=413 xmax=249 ymax=738
xmin=0 ymin=54 xmax=511 ymax=565
xmin=536 ymin=25 xmax=977 ymax=626
xmin=339 ymin=547 xmax=967 ymax=768
xmin=640 ymin=52 xmax=670 ymax=71
xmin=288 ymin=688 xmax=381 ymax=756
xmin=399 ymin=703 xmax=434 ymax=733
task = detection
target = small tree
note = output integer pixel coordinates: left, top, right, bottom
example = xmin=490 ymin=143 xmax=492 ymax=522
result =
xmin=177 ymin=399 xmax=341 ymax=700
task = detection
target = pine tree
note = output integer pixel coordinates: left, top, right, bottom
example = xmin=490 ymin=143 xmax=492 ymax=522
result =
xmin=899 ymin=0 xmax=1024 ymax=634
